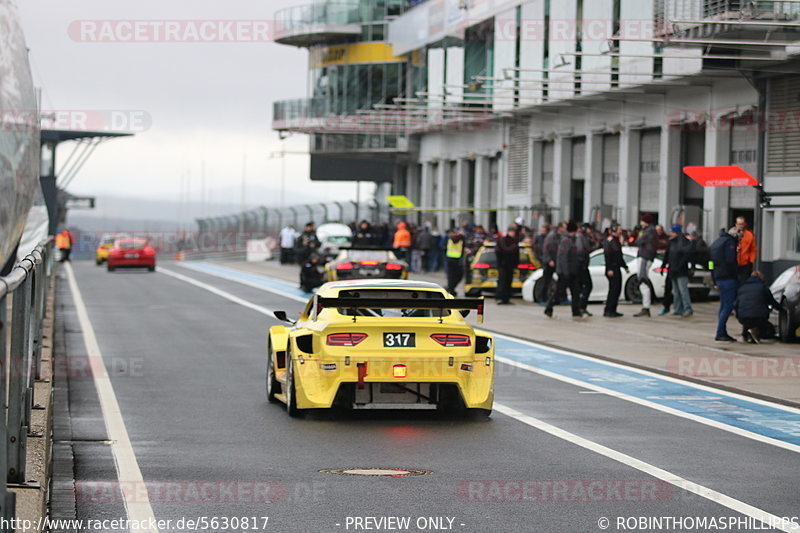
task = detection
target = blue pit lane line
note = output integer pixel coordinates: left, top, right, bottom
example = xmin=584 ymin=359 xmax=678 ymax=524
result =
xmin=177 ymin=261 xmax=800 ymax=448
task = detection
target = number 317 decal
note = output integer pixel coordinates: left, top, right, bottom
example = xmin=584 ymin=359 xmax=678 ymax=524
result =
xmin=383 ymin=332 xmax=415 ymax=347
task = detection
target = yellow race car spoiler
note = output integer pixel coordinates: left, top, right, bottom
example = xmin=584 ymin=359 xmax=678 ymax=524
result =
xmin=314 ymin=296 xmax=485 ymax=323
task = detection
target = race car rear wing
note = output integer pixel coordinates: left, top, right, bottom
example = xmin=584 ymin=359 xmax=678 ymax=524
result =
xmin=314 ymin=296 xmax=485 ymax=323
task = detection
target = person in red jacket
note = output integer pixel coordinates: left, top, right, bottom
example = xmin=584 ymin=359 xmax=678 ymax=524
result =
xmin=733 ymin=216 xmax=757 ymax=283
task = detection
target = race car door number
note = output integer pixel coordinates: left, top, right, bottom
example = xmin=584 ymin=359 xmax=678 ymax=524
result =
xmin=384 ymin=333 xmax=415 ymax=347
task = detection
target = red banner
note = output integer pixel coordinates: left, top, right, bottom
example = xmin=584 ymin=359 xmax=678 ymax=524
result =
xmin=683 ymin=166 xmax=758 ymax=187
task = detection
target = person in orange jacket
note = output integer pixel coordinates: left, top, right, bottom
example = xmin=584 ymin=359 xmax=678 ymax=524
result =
xmin=55 ymin=228 xmax=75 ymax=262
xmin=393 ymin=221 xmax=412 ymax=263
xmin=733 ymin=216 xmax=757 ymax=283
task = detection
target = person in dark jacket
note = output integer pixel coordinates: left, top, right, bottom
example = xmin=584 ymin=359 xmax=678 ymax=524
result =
xmin=577 ymin=224 xmax=593 ymax=316
xmin=352 ymin=220 xmax=375 ymax=247
xmin=294 ymin=222 xmax=320 ymax=265
xmin=537 ymin=221 xmax=565 ymax=302
xmin=299 ymin=253 xmax=324 ymax=293
xmin=735 ymin=271 xmax=781 ymax=343
xmin=710 ymin=228 xmax=740 ymax=341
xmin=545 ymin=222 xmax=583 ymax=319
xmin=633 ymin=214 xmax=657 ymax=317
xmin=603 ymin=225 xmax=629 ymax=317
xmin=496 ymin=227 xmax=520 ymax=305
xmin=660 ymin=224 xmax=695 ymax=318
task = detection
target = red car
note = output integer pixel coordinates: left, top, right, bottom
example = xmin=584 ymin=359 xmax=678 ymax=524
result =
xmin=107 ymin=238 xmax=156 ymax=272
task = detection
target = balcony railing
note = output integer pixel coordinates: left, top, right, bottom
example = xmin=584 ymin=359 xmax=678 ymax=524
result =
xmin=657 ymin=0 xmax=800 ymax=37
xmin=274 ymin=1 xmax=363 ymax=46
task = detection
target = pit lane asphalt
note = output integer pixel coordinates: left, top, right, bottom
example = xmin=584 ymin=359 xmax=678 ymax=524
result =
xmin=58 ymin=261 xmax=799 ymax=533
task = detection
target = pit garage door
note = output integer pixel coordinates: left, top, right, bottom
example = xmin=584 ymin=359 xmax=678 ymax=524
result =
xmin=639 ymin=129 xmax=661 ymax=213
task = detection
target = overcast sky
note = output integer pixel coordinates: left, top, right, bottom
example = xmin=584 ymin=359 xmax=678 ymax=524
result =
xmin=17 ymin=0 xmax=370 ymax=211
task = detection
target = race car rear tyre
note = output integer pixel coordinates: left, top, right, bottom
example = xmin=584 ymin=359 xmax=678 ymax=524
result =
xmin=148 ymin=266 xmax=156 ymax=272
xmin=437 ymin=384 xmax=466 ymax=416
xmin=96 ymin=259 xmax=102 ymax=266
xmin=285 ymin=353 xmax=301 ymax=417
xmin=468 ymin=409 xmax=492 ymax=418
xmin=107 ymin=265 xmax=115 ymax=272
xmin=266 ymin=338 xmax=280 ymax=403
xmin=779 ymin=306 xmax=796 ymax=342
xmin=624 ymin=277 xmax=643 ymax=304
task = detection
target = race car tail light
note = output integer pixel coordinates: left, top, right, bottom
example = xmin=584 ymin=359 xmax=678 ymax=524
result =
xmin=473 ymin=263 xmax=491 ymax=269
xmin=337 ymin=262 xmax=355 ymax=270
xmin=143 ymin=247 xmax=156 ymax=255
xmin=654 ymin=267 xmax=668 ymax=273
xmin=517 ymin=263 xmax=536 ymax=270
xmin=326 ymin=333 xmax=367 ymax=346
xmin=393 ymin=364 xmax=407 ymax=378
xmin=385 ymin=262 xmax=403 ymax=271
xmin=360 ymin=260 xmax=379 ymax=266
xmin=431 ymin=334 xmax=471 ymax=347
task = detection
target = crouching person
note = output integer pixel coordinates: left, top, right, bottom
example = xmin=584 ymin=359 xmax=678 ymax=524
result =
xmin=735 ymin=271 xmax=781 ymax=343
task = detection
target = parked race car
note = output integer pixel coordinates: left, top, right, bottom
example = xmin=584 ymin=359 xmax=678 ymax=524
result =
xmin=771 ymin=264 xmax=800 ymax=342
xmin=95 ymin=233 xmax=130 ymax=265
xmin=464 ymin=242 xmax=540 ymax=297
xmin=324 ymin=248 xmax=408 ymax=282
xmin=266 ymin=280 xmax=494 ymax=417
xmin=107 ymin=238 xmax=156 ymax=272
xmin=522 ymin=246 xmax=713 ymax=304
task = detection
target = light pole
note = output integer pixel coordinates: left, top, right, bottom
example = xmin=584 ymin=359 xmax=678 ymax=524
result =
xmin=267 ymin=145 xmax=308 ymax=208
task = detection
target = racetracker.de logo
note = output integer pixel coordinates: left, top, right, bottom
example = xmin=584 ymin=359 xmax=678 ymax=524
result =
xmin=68 ymin=20 xmax=274 ymax=42
xmin=76 ymin=481 xmax=288 ymax=504
xmin=456 ymin=480 xmax=674 ymax=503
xmin=666 ymin=356 xmax=800 ymax=379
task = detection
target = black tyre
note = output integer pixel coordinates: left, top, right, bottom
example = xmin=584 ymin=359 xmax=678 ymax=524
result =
xmin=107 ymin=265 xmax=115 ymax=272
xmin=96 ymin=258 xmax=102 ymax=266
xmin=285 ymin=352 xmax=301 ymax=417
xmin=624 ymin=277 xmax=643 ymax=303
xmin=147 ymin=266 xmax=156 ymax=272
xmin=468 ymin=408 xmax=492 ymax=418
xmin=266 ymin=338 xmax=280 ymax=403
xmin=779 ymin=305 xmax=796 ymax=342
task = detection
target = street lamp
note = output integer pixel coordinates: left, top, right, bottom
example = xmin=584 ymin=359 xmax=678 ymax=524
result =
xmin=267 ymin=145 xmax=308 ymax=208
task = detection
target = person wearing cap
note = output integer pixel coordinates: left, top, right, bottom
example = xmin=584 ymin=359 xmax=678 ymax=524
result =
xmin=545 ymin=221 xmax=583 ymax=319
xmin=633 ymin=214 xmax=658 ymax=317
xmin=660 ymin=224 xmax=694 ymax=318
xmin=496 ymin=226 xmax=520 ymax=305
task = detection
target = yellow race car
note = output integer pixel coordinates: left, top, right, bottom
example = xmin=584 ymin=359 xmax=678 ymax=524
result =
xmin=267 ymin=280 xmax=494 ymax=417
xmin=465 ymin=242 xmax=541 ymax=297
xmin=95 ymin=233 xmax=129 ymax=265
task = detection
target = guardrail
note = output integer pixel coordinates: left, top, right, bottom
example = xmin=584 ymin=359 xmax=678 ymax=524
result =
xmin=0 ymin=237 xmax=55 ymax=528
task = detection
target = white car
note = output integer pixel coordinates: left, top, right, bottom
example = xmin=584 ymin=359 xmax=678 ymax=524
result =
xmin=316 ymin=223 xmax=353 ymax=255
xmin=522 ymin=247 xmax=667 ymax=304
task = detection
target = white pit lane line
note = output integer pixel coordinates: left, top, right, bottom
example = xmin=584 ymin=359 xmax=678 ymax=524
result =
xmin=158 ymin=266 xmax=800 ymax=532
xmin=65 ymin=263 xmax=159 ymax=533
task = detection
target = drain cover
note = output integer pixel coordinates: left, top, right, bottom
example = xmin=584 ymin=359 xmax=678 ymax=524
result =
xmin=320 ymin=468 xmax=432 ymax=477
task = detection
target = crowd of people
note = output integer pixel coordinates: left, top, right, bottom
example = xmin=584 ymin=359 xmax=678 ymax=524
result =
xmin=278 ymin=214 xmax=781 ymax=343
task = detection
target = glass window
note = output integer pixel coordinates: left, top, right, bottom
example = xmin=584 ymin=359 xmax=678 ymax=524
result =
xmin=788 ymin=213 xmax=800 ymax=256
xmin=589 ymin=253 xmax=605 ymax=267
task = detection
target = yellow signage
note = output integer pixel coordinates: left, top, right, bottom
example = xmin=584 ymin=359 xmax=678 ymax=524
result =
xmin=386 ymin=195 xmax=416 ymax=209
xmin=310 ymin=43 xmax=406 ymax=68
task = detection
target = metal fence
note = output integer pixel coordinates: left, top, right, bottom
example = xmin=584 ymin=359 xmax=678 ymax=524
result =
xmin=190 ymin=201 xmax=387 ymax=254
xmin=0 ymin=238 xmax=54 ymax=527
